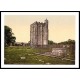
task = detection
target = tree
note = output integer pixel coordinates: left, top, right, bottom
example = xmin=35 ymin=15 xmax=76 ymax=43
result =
xmin=67 ymin=39 xmax=75 ymax=44
xmin=5 ymin=25 xmax=16 ymax=46
xmin=58 ymin=39 xmax=75 ymax=45
xmin=48 ymin=40 xmax=55 ymax=45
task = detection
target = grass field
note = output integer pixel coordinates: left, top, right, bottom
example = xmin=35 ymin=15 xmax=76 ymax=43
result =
xmin=4 ymin=46 xmax=75 ymax=64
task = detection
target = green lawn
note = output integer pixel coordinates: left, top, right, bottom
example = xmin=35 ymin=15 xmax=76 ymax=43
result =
xmin=4 ymin=46 xmax=75 ymax=64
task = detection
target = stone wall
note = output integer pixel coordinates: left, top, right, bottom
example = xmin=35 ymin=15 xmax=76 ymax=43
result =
xmin=30 ymin=19 xmax=48 ymax=47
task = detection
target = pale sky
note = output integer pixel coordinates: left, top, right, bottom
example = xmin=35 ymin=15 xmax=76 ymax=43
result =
xmin=4 ymin=15 xmax=75 ymax=43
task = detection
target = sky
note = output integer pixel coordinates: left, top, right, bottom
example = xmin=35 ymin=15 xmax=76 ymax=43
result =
xmin=4 ymin=15 xmax=75 ymax=43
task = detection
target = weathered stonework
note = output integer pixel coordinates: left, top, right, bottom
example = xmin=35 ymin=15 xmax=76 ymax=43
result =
xmin=30 ymin=19 xmax=48 ymax=47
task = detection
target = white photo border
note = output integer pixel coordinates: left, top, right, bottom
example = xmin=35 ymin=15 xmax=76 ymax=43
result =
xmin=1 ymin=11 xmax=79 ymax=68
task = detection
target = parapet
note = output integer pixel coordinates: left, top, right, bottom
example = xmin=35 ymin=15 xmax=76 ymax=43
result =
xmin=30 ymin=19 xmax=48 ymax=27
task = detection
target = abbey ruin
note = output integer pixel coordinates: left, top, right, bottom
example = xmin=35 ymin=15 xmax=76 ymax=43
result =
xmin=30 ymin=19 xmax=48 ymax=47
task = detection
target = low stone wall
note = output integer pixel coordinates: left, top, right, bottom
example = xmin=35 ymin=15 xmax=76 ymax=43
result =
xmin=52 ymin=48 xmax=66 ymax=56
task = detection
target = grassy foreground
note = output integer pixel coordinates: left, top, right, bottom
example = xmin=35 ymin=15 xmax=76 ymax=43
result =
xmin=4 ymin=46 xmax=75 ymax=64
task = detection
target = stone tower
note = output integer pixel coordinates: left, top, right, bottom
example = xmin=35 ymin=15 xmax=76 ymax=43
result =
xmin=30 ymin=19 xmax=48 ymax=47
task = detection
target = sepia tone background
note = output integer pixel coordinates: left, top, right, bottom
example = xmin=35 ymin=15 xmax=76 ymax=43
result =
xmin=4 ymin=15 xmax=75 ymax=43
